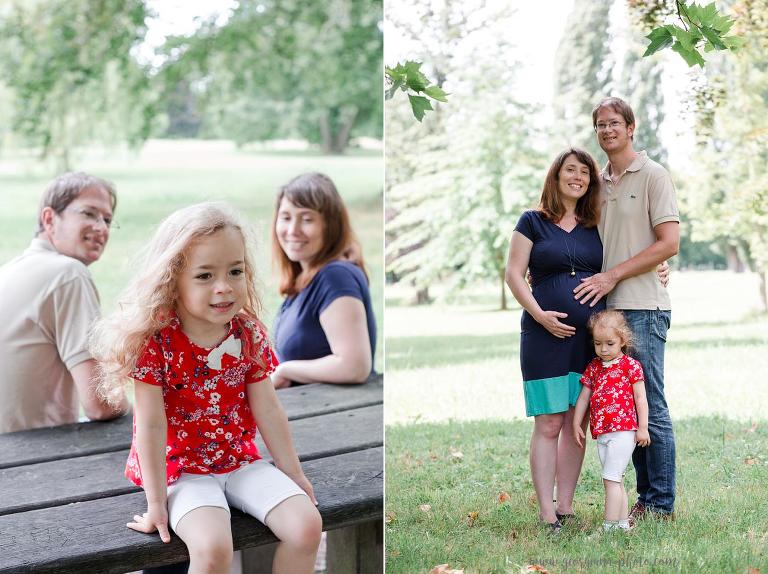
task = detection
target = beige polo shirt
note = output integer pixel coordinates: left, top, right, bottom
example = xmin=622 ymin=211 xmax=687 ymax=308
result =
xmin=0 ymin=238 xmax=101 ymax=433
xmin=599 ymin=151 xmax=679 ymax=310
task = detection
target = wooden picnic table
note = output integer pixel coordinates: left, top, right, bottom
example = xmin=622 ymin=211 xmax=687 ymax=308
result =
xmin=0 ymin=375 xmax=383 ymax=574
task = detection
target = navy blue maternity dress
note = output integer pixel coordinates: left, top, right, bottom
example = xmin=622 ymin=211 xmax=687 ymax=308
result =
xmin=514 ymin=210 xmax=606 ymax=416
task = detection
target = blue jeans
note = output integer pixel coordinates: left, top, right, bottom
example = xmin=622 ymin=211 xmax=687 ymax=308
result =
xmin=622 ymin=309 xmax=676 ymax=514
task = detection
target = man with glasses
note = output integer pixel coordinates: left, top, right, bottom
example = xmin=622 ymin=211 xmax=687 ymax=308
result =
xmin=573 ymin=97 xmax=680 ymax=523
xmin=0 ymin=172 xmax=127 ymax=433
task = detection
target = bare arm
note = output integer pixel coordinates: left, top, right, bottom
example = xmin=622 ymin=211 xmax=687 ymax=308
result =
xmin=574 ymin=221 xmax=680 ymax=306
xmin=127 ymin=381 xmax=171 ymax=542
xmin=572 ymin=386 xmax=592 ymax=448
xmin=273 ymin=296 xmax=372 ymax=387
xmin=71 ymin=359 xmax=129 ymax=420
xmin=504 ymin=231 xmax=576 ymax=339
xmin=633 ymin=381 xmax=651 ymax=447
xmin=247 ymin=379 xmax=317 ymax=503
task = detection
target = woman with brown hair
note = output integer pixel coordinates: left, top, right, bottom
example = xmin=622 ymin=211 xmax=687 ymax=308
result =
xmin=504 ymin=148 xmax=605 ymax=532
xmin=270 ymin=172 xmax=376 ymax=388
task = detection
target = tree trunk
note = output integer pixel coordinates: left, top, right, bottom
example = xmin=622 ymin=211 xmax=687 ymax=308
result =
xmin=759 ymin=270 xmax=768 ymax=313
xmin=415 ymin=287 xmax=430 ymax=305
xmin=726 ymin=244 xmax=745 ymax=272
xmin=500 ymin=273 xmax=508 ymax=311
xmin=319 ymin=112 xmax=333 ymax=154
xmin=333 ymin=106 xmax=358 ymax=154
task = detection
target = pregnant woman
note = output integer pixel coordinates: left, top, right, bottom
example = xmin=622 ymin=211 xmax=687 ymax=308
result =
xmin=504 ymin=148 xmax=605 ymax=531
xmin=271 ymin=172 xmax=376 ymax=387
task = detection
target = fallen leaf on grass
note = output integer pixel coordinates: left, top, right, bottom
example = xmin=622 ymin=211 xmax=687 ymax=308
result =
xmin=745 ymin=422 xmax=759 ymax=433
xmin=449 ymin=447 xmax=464 ymax=461
xmin=387 ymin=549 xmax=401 ymax=558
xmin=419 ymin=504 xmax=432 ymax=513
xmin=507 ymin=530 xmax=519 ymax=543
xmin=745 ymin=458 xmax=757 ymax=465
xmin=385 ymin=511 xmax=397 ymax=524
xmin=498 ymin=491 xmax=510 ymax=503
xmin=525 ymin=565 xmax=551 ymax=573
xmin=430 ymin=564 xmax=464 ymax=574
xmin=429 ymin=452 xmax=439 ymax=461
xmin=724 ymin=433 xmax=735 ymax=440
xmin=466 ymin=511 xmax=479 ymax=527
xmin=747 ymin=567 xmax=760 ymax=574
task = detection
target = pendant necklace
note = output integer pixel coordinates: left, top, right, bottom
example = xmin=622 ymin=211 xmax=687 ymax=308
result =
xmin=562 ymin=233 xmax=577 ymax=277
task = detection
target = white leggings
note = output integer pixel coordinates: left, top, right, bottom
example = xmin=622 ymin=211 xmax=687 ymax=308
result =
xmin=596 ymin=430 xmax=636 ymax=483
xmin=166 ymin=460 xmax=307 ymax=531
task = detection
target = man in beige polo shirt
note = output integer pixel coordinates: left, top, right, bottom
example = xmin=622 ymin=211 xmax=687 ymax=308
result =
xmin=573 ymin=97 xmax=680 ymax=522
xmin=0 ymin=172 xmax=128 ymax=433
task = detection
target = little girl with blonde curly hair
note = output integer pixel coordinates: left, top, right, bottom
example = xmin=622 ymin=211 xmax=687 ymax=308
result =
xmin=92 ymin=202 xmax=321 ymax=574
xmin=572 ymin=309 xmax=650 ymax=532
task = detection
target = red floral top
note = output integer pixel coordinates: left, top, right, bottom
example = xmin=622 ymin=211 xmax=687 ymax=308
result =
xmin=580 ymin=354 xmax=644 ymax=439
xmin=125 ymin=314 xmax=278 ymax=486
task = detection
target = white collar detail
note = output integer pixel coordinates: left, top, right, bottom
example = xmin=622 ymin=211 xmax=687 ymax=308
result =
xmin=206 ymin=333 xmax=241 ymax=370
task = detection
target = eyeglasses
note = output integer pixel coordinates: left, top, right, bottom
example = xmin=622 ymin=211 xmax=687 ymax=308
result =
xmin=595 ymin=120 xmax=625 ymax=132
xmin=66 ymin=207 xmax=119 ymax=229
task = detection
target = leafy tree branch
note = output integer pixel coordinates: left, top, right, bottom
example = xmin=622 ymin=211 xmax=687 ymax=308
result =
xmin=385 ymin=60 xmax=447 ymax=121
xmin=643 ymin=1 xmax=744 ymax=66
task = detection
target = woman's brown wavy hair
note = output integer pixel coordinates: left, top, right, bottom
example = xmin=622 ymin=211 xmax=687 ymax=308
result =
xmin=272 ymin=173 xmax=368 ymax=296
xmin=538 ymin=148 xmax=602 ymax=228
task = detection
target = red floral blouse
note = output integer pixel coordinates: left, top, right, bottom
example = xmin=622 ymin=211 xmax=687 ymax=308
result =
xmin=580 ymin=354 xmax=644 ymax=439
xmin=125 ymin=314 xmax=278 ymax=486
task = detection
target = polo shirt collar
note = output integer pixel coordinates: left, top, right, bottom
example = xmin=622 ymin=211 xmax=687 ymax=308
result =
xmin=29 ymin=237 xmax=57 ymax=253
xmin=601 ymin=150 xmax=649 ymax=182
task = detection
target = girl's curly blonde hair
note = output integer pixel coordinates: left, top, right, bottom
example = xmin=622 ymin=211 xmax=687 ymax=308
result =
xmin=91 ymin=202 xmax=264 ymax=405
xmin=587 ymin=309 xmax=634 ymax=352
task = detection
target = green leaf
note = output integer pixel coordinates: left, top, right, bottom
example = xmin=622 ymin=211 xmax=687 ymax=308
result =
xmin=701 ymin=26 xmax=727 ymax=50
xmin=408 ymin=94 xmax=433 ymax=121
xmin=403 ymin=60 xmax=429 ymax=93
xmin=722 ymin=36 xmax=745 ymax=50
xmin=643 ymin=26 xmax=674 ymax=57
xmin=424 ymin=85 xmax=448 ymax=103
xmin=385 ymin=77 xmax=404 ymax=100
xmin=711 ymin=13 xmax=734 ymax=34
xmin=683 ymin=2 xmax=702 ymax=26
xmin=669 ymin=25 xmax=699 ymax=52
xmin=700 ymin=2 xmax=718 ymax=25
xmin=671 ymin=41 xmax=705 ymax=67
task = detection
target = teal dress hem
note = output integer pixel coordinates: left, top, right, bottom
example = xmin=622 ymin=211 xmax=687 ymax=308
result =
xmin=524 ymin=372 xmax=583 ymax=417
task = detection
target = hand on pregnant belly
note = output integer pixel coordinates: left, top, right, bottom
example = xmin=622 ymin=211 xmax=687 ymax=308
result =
xmin=573 ymin=270 xmax=618 ymax=307
xmin=535 ymin=310 xmax=577 ymax=339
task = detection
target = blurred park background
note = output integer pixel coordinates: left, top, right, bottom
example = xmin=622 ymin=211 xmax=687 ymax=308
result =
xmin=385 ymin=0 xmax=768 ymax=571
xmin=0 ymin=0 xmax=384 ymax=368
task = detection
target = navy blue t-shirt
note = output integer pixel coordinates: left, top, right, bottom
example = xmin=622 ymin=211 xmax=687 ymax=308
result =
xmin=273 ymin=261 xmax=376 ymax=369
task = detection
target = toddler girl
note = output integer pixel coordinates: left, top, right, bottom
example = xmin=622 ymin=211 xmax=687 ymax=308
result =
xmin=572 ymin=309 xmax=650 ymax=532
xmin=93 ymin=202 xmax=321 ymax=574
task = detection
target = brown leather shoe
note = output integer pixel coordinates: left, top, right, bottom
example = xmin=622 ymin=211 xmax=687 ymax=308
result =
xmin=629 ymin=502 xmax=675 ymax=526
xmin=628 ymin=501 xmax=647 ymax=527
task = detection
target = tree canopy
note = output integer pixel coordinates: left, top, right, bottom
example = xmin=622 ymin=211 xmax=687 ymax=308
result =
xmin=0 ymin=0 xmax=153 ymax=169
xmin=157 ymin=0 xmax=383 ymax=154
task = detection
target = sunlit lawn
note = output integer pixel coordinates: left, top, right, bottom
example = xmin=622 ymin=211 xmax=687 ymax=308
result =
xmin=385 ymin=271 xmax=768 ymax=424
xmin=385 ymin=271 xmax=768 ymax=573
xmin=0 ymin=140 xmax=383 ymax=369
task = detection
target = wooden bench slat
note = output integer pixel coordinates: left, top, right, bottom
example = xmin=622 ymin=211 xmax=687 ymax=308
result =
xmin=0 ymin=376 xmax=382 ymax=468
xmin=0 ymin=405 xmax=383 ymax=516
xmin=0 ymin=447 xmax=383 ymax=574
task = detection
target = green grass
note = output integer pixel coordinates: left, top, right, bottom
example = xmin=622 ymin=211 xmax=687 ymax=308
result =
xmin=385 ymin=271 xmax=768 ymax=572
xmin=386 ymin=418 xmax=768 ymax=573
xmin=0 ymin=140 xmax=383 ymax=368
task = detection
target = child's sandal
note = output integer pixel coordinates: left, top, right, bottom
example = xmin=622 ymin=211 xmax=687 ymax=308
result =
xmin=542 ymin=519 xmax=562 ymax=534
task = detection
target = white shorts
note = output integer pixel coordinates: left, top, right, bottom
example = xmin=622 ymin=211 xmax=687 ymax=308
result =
xmin=166 ymin=460 xmax=307 ymax=531
xmin=596 ymin=430 xmax=636 ymax=483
